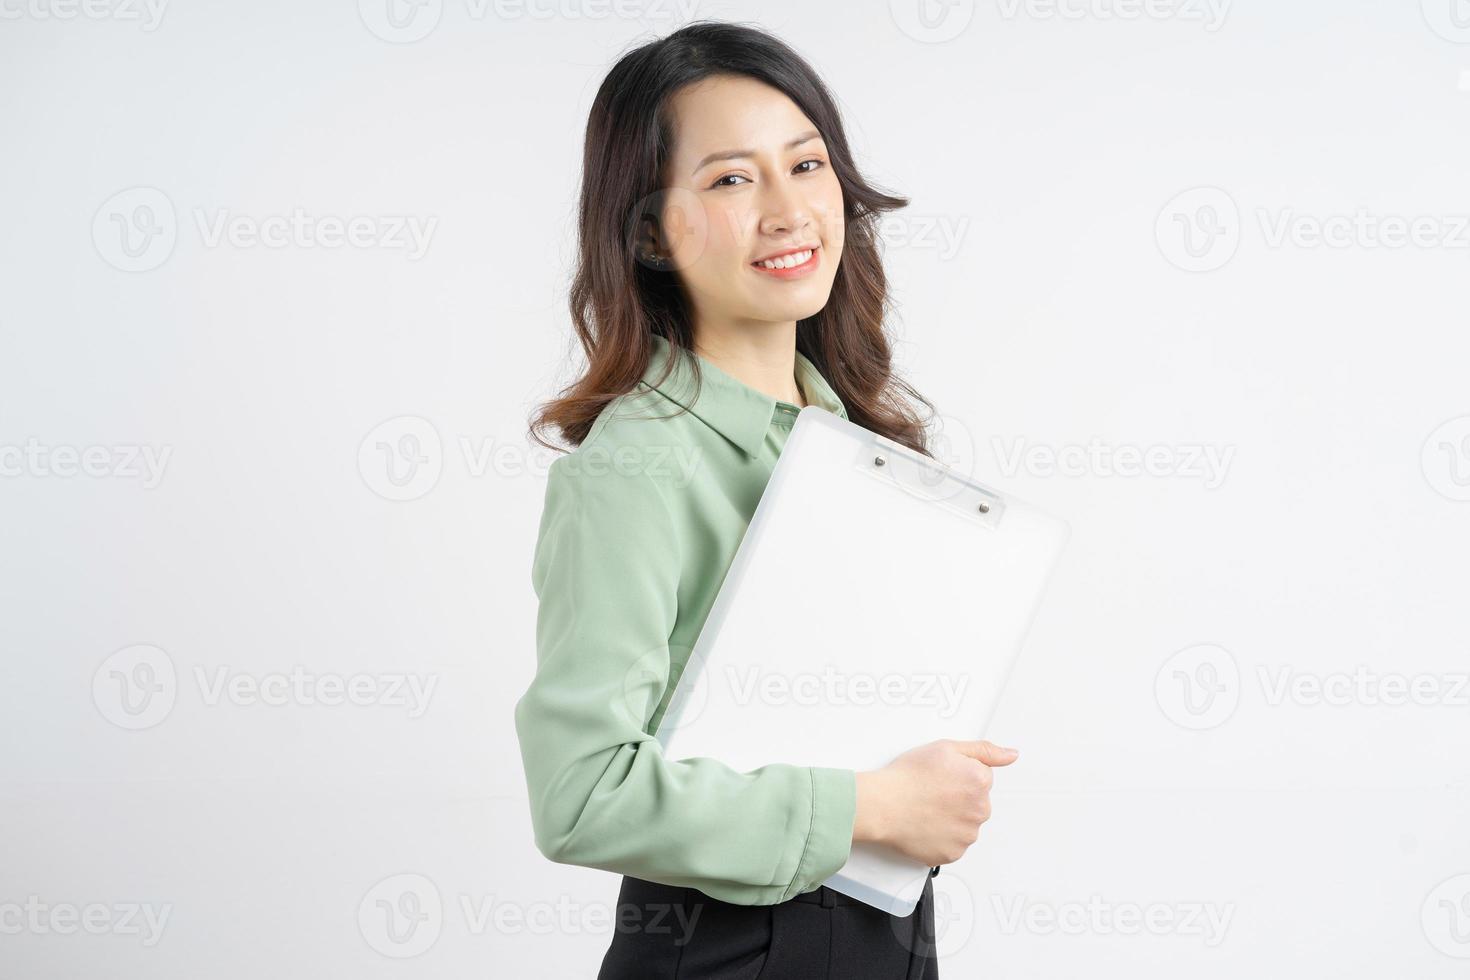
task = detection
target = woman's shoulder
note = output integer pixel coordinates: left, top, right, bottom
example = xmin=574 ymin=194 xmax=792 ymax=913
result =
xmin=577 ymin=381 xmax=701 ymax=459
xmin=548 ymin=382 xmax=703 ymax=499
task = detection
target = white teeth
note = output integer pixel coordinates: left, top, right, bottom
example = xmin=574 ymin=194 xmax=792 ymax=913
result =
xmin=758 ymin=248 xmax=812 ymax=270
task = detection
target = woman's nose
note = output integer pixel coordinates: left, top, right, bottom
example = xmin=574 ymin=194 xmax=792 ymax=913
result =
xmin=757 ymin=180 xmax=811 ymax=237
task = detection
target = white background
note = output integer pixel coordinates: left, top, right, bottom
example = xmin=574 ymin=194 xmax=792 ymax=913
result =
xmin=3 ymin=0 xmax=1469 ymax=976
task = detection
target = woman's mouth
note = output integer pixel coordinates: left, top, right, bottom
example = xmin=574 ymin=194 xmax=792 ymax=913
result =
xmin=750 ymin=246 xmax=820 ymax=280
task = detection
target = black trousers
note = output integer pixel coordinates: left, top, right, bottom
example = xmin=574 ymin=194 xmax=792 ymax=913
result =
xmin=597 ymin=868 xmax=940 ymax=979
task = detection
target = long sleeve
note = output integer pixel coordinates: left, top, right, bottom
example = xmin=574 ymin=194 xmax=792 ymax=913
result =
xmin=513 ymin=452 xmax=856 ymax=906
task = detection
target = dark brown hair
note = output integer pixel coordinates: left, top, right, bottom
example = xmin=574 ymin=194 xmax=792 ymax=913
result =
xmin=527 ymin=20 xmax=935 ymax=457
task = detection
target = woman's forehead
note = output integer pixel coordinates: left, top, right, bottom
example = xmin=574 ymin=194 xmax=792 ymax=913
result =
xmin=666 ymin=77 xmax=816 ymax=162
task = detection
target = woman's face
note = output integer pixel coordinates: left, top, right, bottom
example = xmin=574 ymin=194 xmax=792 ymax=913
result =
xmin=654 ymin=74 xmax=845 ymax=331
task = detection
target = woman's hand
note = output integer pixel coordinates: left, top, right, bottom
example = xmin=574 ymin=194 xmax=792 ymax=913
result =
xmin=852 ymin=739 xmax=1019 ymax=866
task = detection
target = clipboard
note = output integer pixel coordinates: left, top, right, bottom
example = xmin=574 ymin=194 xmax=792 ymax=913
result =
xmin=654 ymin=405 xmax=1070 ymax=917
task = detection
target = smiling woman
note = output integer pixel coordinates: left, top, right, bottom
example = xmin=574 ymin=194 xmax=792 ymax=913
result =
xmin=528 ymin=22 xmax=934 ymax=455
xmin=514 ymin=20 xmax=1009 ymax=980
xmin=658 ymin=82 xmax=842 ymax=319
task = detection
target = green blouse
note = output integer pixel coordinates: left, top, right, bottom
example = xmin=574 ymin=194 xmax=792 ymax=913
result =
xmin=514 ymin=333 xmax=857 ymax=906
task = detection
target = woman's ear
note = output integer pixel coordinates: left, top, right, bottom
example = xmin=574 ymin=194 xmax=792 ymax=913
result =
xmin=634 ymin=215 xmax=672 ymax=271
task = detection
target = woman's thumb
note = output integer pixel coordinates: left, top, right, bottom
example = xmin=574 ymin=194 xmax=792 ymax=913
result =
xmin=953 ymin=739 xmax=1019 ymax=765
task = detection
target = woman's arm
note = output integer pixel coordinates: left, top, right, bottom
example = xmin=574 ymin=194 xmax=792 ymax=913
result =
xmin=513 ymin=452 xmax=856 ymax=906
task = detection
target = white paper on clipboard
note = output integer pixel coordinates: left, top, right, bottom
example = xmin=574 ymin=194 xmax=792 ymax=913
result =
xmin=654 ymin=405 xmax=1070 ymax=917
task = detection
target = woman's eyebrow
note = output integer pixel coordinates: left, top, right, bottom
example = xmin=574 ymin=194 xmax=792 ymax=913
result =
xmin=691 ymin=129 xmax=823 ymax=175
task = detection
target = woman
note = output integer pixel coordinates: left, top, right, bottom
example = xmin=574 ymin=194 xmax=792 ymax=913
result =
xmin=516 ymin=21 xmax=1019 ymax=979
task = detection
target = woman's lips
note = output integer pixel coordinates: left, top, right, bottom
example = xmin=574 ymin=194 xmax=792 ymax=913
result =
xmin=750 ymin=246 xmax=820 ymax=280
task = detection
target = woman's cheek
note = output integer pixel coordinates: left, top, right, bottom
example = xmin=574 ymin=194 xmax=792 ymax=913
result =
xmin=818 ymin=198 xmax=845 ymax=251
xmin=706 ymin=217 xmax=748 ymax=273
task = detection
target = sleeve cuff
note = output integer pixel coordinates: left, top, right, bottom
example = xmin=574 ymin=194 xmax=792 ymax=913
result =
xmin=784 ymin=766 xmax=857 ymax=900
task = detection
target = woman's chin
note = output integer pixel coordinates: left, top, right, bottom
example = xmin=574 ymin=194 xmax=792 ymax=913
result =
xmin=743 ymin=287 xmax=834 ymax=323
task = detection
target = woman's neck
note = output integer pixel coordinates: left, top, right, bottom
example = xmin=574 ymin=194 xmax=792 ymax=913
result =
xmin=691 ymin=320 xmax=806 ymax=407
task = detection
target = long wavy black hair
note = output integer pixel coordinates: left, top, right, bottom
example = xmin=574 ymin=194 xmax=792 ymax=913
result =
xmin=529 ymin=20 xmax=935 ymax=458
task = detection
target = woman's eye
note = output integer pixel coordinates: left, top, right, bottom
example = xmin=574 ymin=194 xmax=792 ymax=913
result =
xmin=710 ymin=159 xmax=824 ymax=189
